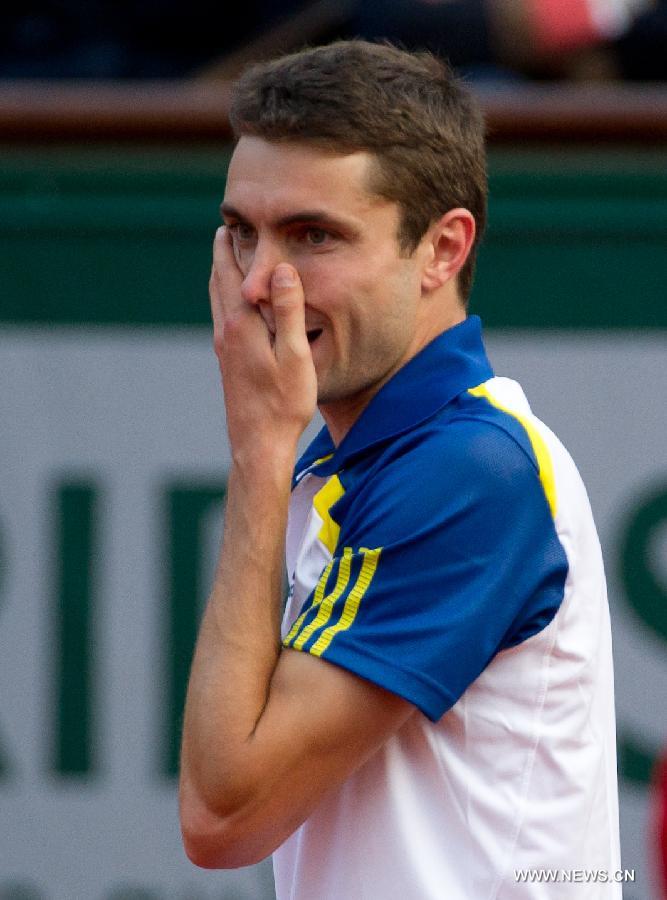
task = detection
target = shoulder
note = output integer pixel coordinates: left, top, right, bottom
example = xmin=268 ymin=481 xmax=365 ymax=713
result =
xmin=369 ymin=408 xmax=541 ymax=499
xmin=339 ymin=408 xmax=548 ymax=545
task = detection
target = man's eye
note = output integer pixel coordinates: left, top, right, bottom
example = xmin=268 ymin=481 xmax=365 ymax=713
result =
xmin=228 ymin=223 xmax=255 ymax=242
xmin=305 ymin=228 xmax=330 ymax=246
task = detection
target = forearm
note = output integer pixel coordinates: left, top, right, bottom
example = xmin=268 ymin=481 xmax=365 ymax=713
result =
xmin=180 ymin=447 xmax=295 ymax=814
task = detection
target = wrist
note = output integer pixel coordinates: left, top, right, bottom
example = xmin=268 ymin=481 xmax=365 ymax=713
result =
xmin=230 ymin=440 xmax=297 ymax=477
xmin=228 ymin=441 xmax=296 ymax=503
xmin=229 ymin=425 xmax=300 ymax=470
xmin=220 ymin=450 xmax=293 ymax=574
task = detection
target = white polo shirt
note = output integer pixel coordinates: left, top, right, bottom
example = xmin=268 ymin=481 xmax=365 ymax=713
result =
xmin=274 ymin=317 xmax=621 ymax=899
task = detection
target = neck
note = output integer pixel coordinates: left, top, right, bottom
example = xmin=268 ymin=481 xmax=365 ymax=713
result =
xmin=318 ymin=383 xmax=385 ymax=448
xmin=320 ymin=305 xmax=466 ymax=447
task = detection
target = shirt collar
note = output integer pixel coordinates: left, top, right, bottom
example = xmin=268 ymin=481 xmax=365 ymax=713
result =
xmin=295 ymin=315 xmax=493 ymax=480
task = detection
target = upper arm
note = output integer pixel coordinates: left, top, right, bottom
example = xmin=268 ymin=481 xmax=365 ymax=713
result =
xmin=180 ymin=645 xmax=413 ymax=868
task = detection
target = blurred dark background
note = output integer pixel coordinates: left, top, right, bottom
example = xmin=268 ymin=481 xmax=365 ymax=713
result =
xmin=1 ymin=0 xmax=665 ymax=81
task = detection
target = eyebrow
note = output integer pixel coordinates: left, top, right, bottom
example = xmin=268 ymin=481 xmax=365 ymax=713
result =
xmin=220 ymin=202 xmax=357 ymax=234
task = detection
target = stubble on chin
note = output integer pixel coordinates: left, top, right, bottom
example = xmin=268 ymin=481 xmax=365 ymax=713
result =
xmin=315 ymin=368 xmax=382 ymax=409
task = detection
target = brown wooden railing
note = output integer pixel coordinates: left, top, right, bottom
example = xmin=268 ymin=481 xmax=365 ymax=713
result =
xmin=0 ymin=80 xmax=665 ymax=144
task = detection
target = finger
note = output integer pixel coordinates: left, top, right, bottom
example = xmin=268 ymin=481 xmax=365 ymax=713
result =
xmin=210 ymin=226 xmax=244 ymax=328
xmin=270 ymin=264 xmax=309 ymax=362
xmin=209 ymin=263 xmax=224 ymax=342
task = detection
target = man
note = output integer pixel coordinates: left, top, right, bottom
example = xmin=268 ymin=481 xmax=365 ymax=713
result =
xmin=179 ymin=40 xmax=621 ymax=898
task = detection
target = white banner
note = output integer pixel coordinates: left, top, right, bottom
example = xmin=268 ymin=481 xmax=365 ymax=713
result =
xmin=0 ymin=328 xmax=665 ymax=900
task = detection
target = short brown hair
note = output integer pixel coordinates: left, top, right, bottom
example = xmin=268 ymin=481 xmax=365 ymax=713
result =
xmin=229 ymin=40 xmax=487 ymax=304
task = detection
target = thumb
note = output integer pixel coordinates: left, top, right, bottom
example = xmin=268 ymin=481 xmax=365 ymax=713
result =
xmin=271 ymin=264 xmax=309 ymax=360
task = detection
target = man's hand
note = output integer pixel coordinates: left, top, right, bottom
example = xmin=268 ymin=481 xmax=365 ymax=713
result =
xmin=209 ymin=227 xmax=317 ymax=460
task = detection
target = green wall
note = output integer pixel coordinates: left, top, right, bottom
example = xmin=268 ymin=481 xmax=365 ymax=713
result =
xmin=1 ymin=144 xmax=665 ymax=328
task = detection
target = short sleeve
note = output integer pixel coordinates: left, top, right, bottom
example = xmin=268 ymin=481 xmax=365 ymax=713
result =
xmin=282 ymin=421 xmax=569 ymax=721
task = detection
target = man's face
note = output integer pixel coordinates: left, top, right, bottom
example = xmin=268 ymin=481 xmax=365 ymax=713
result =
xmin=222 ymin=137 xmax=429 ymax=407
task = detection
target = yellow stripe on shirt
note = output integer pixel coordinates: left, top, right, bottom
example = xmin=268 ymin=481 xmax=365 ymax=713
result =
xmin=282 ymin=558 xmax=335 ymax=647
xmin=291 ymin=547 xmax=353 ymax=650
xmin=313 ymin=474 xmax=345 ymax=554
xmin=468 ymin=382 xmax=558 ymax=519
xmin=310 ymin=547 xmax=382 ymax=657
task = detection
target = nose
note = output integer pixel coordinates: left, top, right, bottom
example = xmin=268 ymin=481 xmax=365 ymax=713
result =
xmin=239 ymin=238 xmax=279 ymax=307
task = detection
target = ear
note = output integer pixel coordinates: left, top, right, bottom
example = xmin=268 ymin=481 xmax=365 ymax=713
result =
xmin=421 ymin=208 xmax=476 ymax=295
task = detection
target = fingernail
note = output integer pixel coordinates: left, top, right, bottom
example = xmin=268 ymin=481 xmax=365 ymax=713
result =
xmin=272 ymin=264 xmax=296 ymax=288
